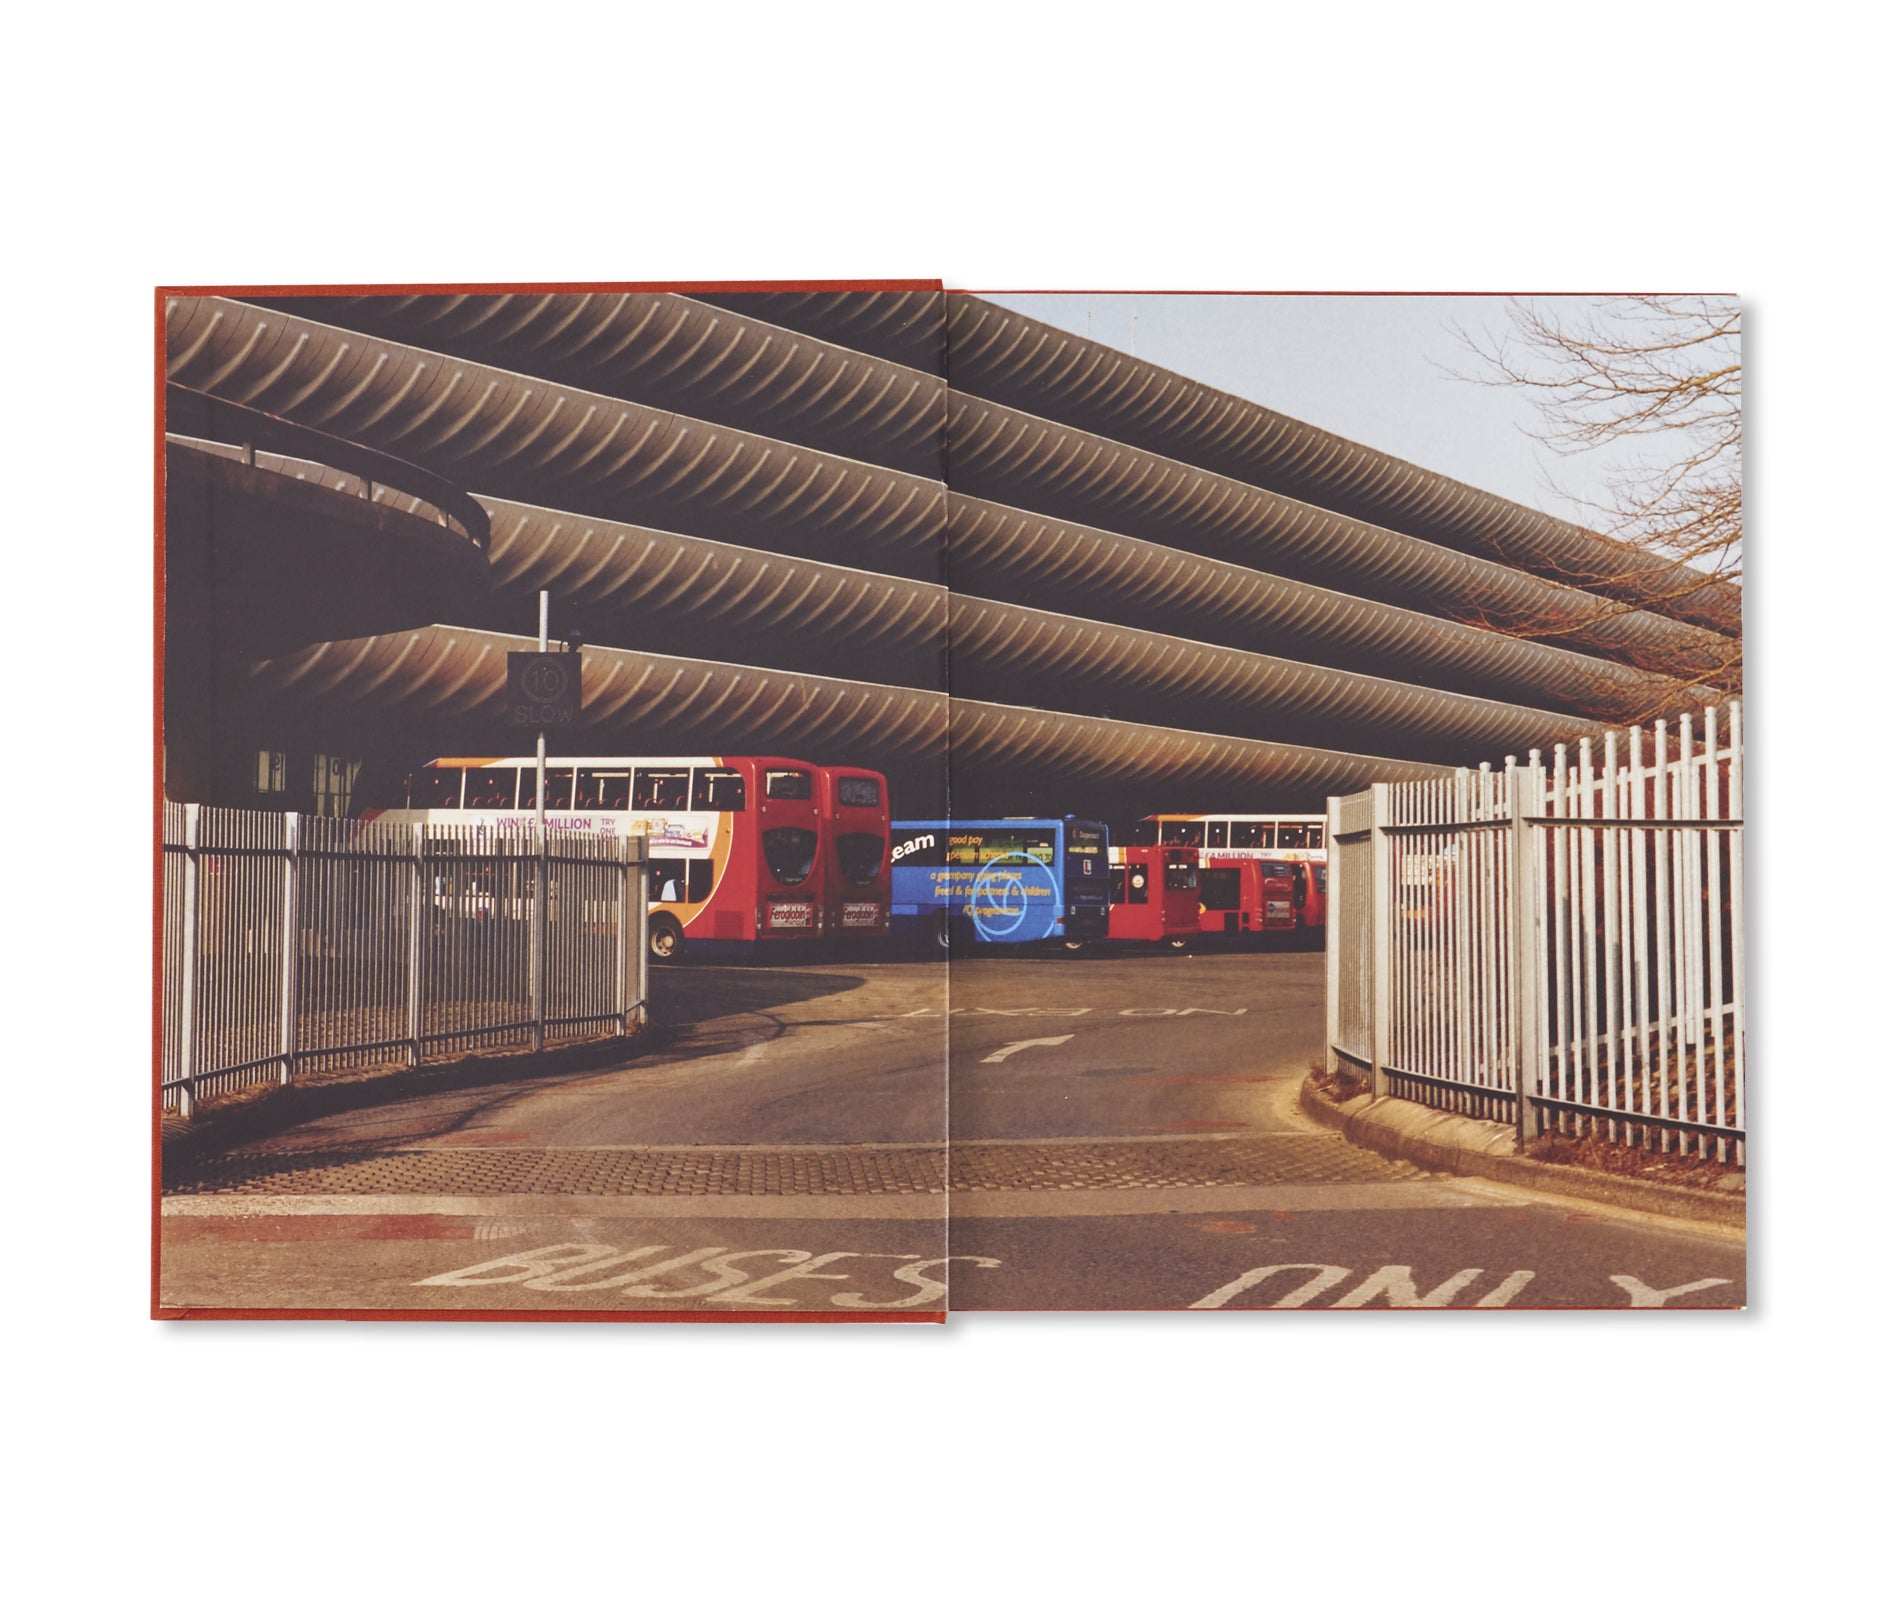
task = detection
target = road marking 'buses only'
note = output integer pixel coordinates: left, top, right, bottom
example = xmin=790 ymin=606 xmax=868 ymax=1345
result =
xmin=1192 ymin=1264 xmax=1735 ymax=1309
xmin=416 ymin=1243 xmax=999 ymax=1308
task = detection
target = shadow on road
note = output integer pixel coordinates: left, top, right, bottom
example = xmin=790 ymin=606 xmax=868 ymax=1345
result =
xmin=649 ymin=966 xmax=866 ymax=1031
xmin=164 ymin=966 xmax=880 ymax=1186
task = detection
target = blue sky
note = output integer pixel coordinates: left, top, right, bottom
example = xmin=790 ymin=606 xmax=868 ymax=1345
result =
xmin=981 ymin=292 xmax=1651 ymax=527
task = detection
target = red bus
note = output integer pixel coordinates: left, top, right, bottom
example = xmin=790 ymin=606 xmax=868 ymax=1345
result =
xmin=1130 ymin=813 xmax=1326 ymax=862
xmin=1295 ymin=860 xmax=1327 ymax=946
xmin=817 ymin=766 xmax=891 ymax=945
xmin=371 ymin=754 xmax=825 ymax=961
xmin=1195 ymin=858 xmax=1306 ymax=939
xmin=1107 ymin=844 xmax=1200 ymax=950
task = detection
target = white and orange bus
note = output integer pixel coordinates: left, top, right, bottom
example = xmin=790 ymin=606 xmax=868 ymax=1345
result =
xmin=371 ymin=755 xmax=834 ymax=961
xmin=817 ymin=766 xmax=891 ymax=945
xmin=1128 ymin=813 xmax=1327 ymax=862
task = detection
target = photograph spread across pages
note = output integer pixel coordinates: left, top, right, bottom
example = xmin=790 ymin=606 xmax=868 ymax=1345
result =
xmin=155 ymin=284 xmax=1745 ymax=1318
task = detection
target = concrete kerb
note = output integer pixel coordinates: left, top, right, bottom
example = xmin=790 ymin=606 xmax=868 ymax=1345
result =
xmin=1296 ymin=1077 xmax=1745 ymax=1233
xmin=159 ymin=1022 xmax=654 ymax=1172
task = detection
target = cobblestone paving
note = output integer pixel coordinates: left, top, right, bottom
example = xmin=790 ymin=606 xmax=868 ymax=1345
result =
xmin=166 ymin=1136 xmax=1415 ymax=1198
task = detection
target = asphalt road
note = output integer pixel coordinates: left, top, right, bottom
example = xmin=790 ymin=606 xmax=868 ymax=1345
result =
xmin=159 ymin=943 xmax=1745 ymax=1314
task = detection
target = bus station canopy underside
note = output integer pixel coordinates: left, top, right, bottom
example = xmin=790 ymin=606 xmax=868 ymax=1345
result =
xmin=465 ymin=497 xmax=1610 ymax=764
xmin=172 ymin=296 xmax=1734 ymax=683
xmin=470 ymin=495 xmax=1714 ymax=727
xmin=245 ymin=286 xmax=1736 ymax=646
xmin=163 ymin=286 xmax=1739 ymax=818
xmin=253 ymin=626 xmax=1450 ymax=818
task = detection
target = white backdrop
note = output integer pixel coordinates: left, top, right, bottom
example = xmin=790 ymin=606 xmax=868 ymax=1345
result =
xmin=14 ymin=5 xmax=1883 ymax=1594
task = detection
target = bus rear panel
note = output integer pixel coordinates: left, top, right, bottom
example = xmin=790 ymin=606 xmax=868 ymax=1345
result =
xmin=818 ymin=766 xmax=891 ymax=942
xmin=1195 ymin=858 xmax=1305 ymax=938
xmin=1108 ymin=844 xmax=1200 ymax=946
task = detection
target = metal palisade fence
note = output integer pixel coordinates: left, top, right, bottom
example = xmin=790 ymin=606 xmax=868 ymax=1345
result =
xmin=1326 ymin=702 xmax=1743 ymax=1164
xmin=160 ymin=804 xmax=649 ymax=1117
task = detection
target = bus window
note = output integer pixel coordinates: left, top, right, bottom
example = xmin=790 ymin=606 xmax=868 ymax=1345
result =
xmin=835 ymin=833 xmax=885 ymax=885
xmin=540 ymin=767 xmax=574 ymax=810
xmin=947 ymin=830 xmax=1054 ymax=866
xmin=1302 ymin=823 xmax=1325 ymax=850
xmin=411 ymin=768 xmax=464 ymax=809
xmin=651 ymin=861 xmax=687 ymax=903
xmin=764 ymin=768 xmax=814 ymax=802
xmin=1164 ymin=861 xmax=1198 ymax=891
xmin=987 ymin=830 xmax=1056 ymax=866
xmin=836 ymin=776 xmax=881 ymax=807
xmin=762 ymin=826 xmax=817 ymax=886
xmin=1315 ymin=865 xmax=1328 ymax=892
xmin=1205 ymin=821 xmax=1228 ymax=847
xmin=1161 ymin=820 xmax=1203 ymax=847
xmin=687 ymin=859 xmax=713 ymax=903
xmin=634 ymin=767 xmax=689 ymax=810
xmin=575 ymin=767 xmax=631 ymax=810
xmin=1201 ymin=868 xmax=1241 ymax=911
xmin=1263 ymin=860 xmax=1298 ymax=878
xmin=1278 ymin=822 xmax=1311 ymax=849
xmin=694 ymin=767 xmax=746 ymax=811
xmin=1230 ymin=821 xmax=1265 ymax=849
xmin=463 ymin=768 xmax=516 ymax=809
xmin=1110 ymin=866 xmax=1127 ymax=905
xmin=1125 ymin=865 xmax=1150 ymax=905
xmin=1129 ymin=821 xmax=1158 ymax=846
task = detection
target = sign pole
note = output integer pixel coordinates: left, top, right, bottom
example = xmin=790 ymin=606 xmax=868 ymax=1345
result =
xmin=505 ymin=597 xmax=577 ymax=1058
xmin=536 ymin=589 xmax=549 ymax=826
xmin=531 ymin=589 xmax=549 ymax=1052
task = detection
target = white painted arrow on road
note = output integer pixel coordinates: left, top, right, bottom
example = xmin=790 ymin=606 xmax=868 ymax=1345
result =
xmin=980 ymin=1035 xmax=1075 ymax=1064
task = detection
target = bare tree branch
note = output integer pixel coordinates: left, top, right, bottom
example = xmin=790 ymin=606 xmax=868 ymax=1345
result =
xmin=1449 ymin=296 xmax=1742 ymax=722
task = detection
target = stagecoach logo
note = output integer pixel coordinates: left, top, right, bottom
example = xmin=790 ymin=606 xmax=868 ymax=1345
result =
xmin=891 ymin=833 xmax=935 ymax=863
xmin=506 ymin=652 xmax=581 ymax=727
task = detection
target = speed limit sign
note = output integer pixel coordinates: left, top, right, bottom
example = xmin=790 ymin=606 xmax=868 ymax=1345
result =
xmin=507 ymin=651 xmax=581 ymax=727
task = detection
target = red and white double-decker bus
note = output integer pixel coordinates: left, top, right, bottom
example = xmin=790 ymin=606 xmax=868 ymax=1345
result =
xmin=817 ymin=766 xmax=891 ymax=944
xmin=1129 ymin=813 xmax=1327 ymax=862
xmin=1107 ymin=844 xmax=1200 ymax=950
xmin=370 ymin=755 xmax=827 ymax=961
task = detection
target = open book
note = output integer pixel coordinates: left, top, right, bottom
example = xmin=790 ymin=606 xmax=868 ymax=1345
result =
xmin=156 ymin=284 xmax=1744 ymax=1318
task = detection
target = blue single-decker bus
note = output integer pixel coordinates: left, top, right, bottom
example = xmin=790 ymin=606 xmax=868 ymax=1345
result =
xmin=889 ymin=818 xmax=1110 ymax=947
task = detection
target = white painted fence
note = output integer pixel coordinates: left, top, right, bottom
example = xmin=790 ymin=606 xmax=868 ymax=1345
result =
xmin=160 ymin=803 xmax=649 ymax=1117
xmin=1326 ymin=703 xmax=1743 ymax=1163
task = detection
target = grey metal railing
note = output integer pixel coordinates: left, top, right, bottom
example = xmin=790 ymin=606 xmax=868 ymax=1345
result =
xmin=160 ymin=804 xmax=648 ymax=1117
xmin=1327 ymin=702 xmax=1744 ymax=1164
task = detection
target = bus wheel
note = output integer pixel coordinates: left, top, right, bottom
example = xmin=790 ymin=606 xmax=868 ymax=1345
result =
xmin=938 ymin=915 xmax=980 ymax=953
xmin=648 ymin=914 xmax=685 ymax=963
xmin=1165 ymin=936 xmax=1190 ymax=953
